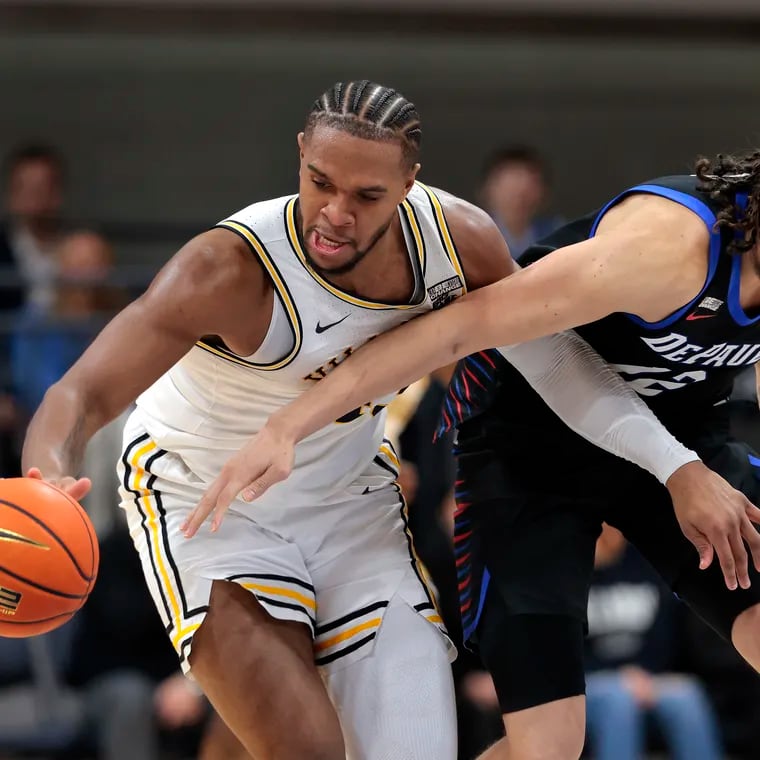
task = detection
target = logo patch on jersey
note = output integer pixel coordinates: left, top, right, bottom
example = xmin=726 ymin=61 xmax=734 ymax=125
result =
xmin=698 ymin=296 xmax=723 ymax=312
xmin=686 ymin=296 xmax=723 ymax=321
xmin=428 ymin=276 xmax=463 ymax=310
xmin=315 ymin=314 xmax=350 ymax=334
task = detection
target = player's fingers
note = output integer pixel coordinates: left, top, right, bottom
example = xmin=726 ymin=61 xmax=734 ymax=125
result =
xmin=685 ymin=526 xmax=714 ymax=570
xmin=26 ymin=467 xmax=43 ymax=480
xmin=712 ymin=533 xmax=738 ymax=590
xmin=745 ymin=502 xmax=760 ymax=526
xmin=728 ymin=526 xmax=750 ymax=589
xmin=741 ymin=515 xmax=760 ymax=574
xmin=240 ymin=463 xmax=288 ymax=502
xmin=65 ymin=477 xmax=92 ymax=502
xmin=182 ymin=479 xmax=226 ymax=537
xmin=209 ymin=482 xmax=243 ymax=532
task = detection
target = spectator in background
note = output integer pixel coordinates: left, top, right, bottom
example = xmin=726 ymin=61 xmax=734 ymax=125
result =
xmin=0 ymin=144 xmax=67 ymax=475
xmin=585 ymin=523 xmax=723 ymax=760
xmin=12 ymin=229 xmax=129 ymax=534
xmin=478 ymin=145 xmax=563 ymax=260
xmin=1 ymin=143 xmax=66 ymax=311
xmin=11 ymin=229 xmax=120 ymax=418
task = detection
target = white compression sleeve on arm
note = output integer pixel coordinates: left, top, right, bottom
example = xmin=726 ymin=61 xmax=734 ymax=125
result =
xmin=498 ymin=331 xmax=699 ymax=485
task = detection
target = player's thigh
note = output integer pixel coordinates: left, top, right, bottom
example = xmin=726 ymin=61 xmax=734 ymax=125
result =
xmin=191 ymin=580 xmax=344 ymax=760
xmin=323 ymin=597 xmax=457 ymax=760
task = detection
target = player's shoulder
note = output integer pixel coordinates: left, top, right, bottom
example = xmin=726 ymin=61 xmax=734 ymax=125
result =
xmin=220 ymin=193 xmax=297 ymax=246
xmin=597 ymin=189 xmax=709 ymax=251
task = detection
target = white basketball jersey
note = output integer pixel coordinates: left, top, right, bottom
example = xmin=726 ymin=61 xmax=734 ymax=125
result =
xmin=135 ymin=182 xmax=466 ymax=507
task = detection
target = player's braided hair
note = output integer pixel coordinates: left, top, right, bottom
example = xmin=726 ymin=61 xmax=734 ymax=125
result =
xmin=695 ymin=150 xmax=760 ymax=255
xmin=305 ymin=81 xmax=421 ymax=168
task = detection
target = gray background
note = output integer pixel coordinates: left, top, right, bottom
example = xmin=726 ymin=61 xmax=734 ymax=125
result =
xmin=2 ymin=4 xmax=760 ymax=266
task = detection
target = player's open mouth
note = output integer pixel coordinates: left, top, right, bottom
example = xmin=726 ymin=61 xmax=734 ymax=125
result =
xmin=312 ymin=230 xmax=349 ymax=256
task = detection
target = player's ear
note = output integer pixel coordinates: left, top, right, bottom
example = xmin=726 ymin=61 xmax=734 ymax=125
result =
xmin=297 ymin=132 xmax=305 ymax=158
xmin=403 ymin=163 xmax=421 ymax=195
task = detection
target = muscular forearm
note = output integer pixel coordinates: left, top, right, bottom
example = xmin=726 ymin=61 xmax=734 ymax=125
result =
xmin=21 ymin=382 xmax=108 ymax=478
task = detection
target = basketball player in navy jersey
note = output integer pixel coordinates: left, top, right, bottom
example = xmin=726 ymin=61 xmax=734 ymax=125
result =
xmin=188 ymin=152 xmax=760 ymax=759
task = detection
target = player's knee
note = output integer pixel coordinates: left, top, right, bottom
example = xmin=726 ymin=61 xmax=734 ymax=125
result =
xmin=481 ymin=612 xmax=586 ymax=714
xmin=731 ymin=601 xmax=760 ymax=671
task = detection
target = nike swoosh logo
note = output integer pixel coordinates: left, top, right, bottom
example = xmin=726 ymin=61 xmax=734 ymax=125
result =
xmin=0 ymin=528 xmax=50 ymax=550
xmin=685 ymin=313 xmax=717 ymax=321
xmin=316 ymin=314 xmax=350 ymax=334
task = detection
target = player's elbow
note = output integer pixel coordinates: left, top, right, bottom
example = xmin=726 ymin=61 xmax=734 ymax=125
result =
xmin=43 ymin=375 xmax=114 ymax=432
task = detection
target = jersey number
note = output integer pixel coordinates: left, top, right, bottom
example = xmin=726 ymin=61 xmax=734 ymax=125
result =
xmin=611 ymin=364 xmax=707 ymax=396
xmin=336 ymin=403 xmax=387 ymax=424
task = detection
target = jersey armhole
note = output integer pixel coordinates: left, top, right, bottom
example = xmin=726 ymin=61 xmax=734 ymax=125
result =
xmin=194 ymin=220 xmax=302 ymax=370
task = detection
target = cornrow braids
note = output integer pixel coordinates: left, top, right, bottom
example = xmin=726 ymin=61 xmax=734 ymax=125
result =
xmin=695 ymin=150 xmax=760 ymax=255
xmin=305 ymin=81 xmax=421 ymax=168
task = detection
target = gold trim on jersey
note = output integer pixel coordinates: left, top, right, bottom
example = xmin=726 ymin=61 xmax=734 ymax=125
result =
xmin=284 ymin=197 xmax=425 ymax=311
xmin=196 ymin=220 xmax=303 ymax=371
xmin=240 ymin=582 xmax=317 ymax=611
xmin=400 ymin=197 xmax=426 ymax=275
xmin=126 ymin=440 xmax=201 ymax=652
xmin=416 ymin=182 xmax=468 ymax=293
xmin=313 ymin=601 xmax=388 ymax=666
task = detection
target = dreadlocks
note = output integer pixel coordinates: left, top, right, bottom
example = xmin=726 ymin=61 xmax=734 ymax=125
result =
xmin=695 ymin=150 xmax=760 ymax=255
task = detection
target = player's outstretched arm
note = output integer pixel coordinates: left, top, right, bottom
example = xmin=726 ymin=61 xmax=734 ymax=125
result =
xmin=180 ymin=196 xmax=696 ymax=536
xmin=183 ymin=196 xmax=760 ymax=591
xmin=22 ymin=228 xmax=264 ymax=498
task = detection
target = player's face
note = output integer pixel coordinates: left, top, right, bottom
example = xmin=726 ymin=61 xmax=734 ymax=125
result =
xmin=297 ymin=126 xmax=419 ymax=276
xmin=6 ymin=159 xmax=62 ymax=223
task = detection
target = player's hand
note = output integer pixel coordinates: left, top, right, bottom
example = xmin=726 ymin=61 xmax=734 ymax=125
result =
xmin=666 ymin=460 xmax=760 ymax=591
xmin=620 ymin=666 xmax=657 ymax=709
xmin=181 ymin=420 xmax=296 ymax=538
xmin=25 ymin=467 xmax=92 ymax=503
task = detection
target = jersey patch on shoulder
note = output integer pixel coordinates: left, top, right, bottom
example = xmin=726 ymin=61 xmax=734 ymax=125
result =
xmin=428 ymin=275 xmax=463 ymax=309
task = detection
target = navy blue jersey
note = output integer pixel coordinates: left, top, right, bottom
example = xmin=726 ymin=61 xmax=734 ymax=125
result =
xmin=440 ymin=175 xmax=760 ymax=444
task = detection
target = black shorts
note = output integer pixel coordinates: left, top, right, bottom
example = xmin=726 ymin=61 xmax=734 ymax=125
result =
xmin=453 ymin=415 xmax=760 ymax=711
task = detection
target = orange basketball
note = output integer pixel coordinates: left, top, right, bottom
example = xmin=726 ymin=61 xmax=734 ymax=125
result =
xmin=0 ymin=477 xmax=99 ymax=637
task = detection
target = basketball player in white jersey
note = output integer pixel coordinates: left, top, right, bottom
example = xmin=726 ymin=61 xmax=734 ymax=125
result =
xmin=23 ymin=81 xmax=709 ymax=759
